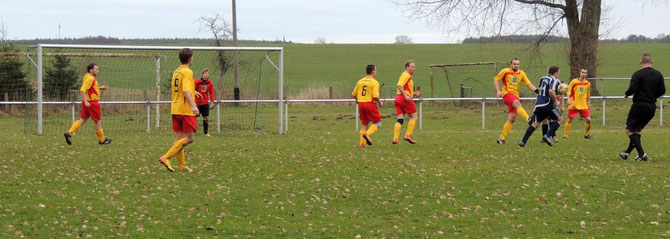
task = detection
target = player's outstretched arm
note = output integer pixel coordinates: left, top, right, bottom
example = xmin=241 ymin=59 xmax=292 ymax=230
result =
xmin=80 ymin=91 xmax=90 ymax=108
xmin=99 ymin=85 xmax=108 ymax=90
xmin=493 ymin=80 xmax=501 ymax=97
xmin=184 ymin=91 xmax=200 ymax=115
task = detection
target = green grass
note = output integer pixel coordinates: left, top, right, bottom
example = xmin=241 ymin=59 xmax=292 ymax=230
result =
xmin=14 ymin=43 xmax=670 ymax=100
xmin=2 ymin=104 xmax=669 ymax=237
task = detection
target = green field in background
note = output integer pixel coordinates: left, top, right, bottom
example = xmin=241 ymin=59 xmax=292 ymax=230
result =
xmin=14 ymin=43 xmax=670 ymax=100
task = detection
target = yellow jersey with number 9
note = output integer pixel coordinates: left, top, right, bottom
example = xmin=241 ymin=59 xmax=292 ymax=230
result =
xmin=171 ymin=65 xmax=195 ymax=116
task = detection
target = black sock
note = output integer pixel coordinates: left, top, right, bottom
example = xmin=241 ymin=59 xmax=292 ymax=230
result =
xmin=203 ymin=119 xmax=209 ymax=134
xmin=521 ymin=126 xmax=536 ymax=144
xmin=629 ymin=134 xmax=644 ymax=156
xmin=624 ymin=141 xmax=635 ymax=154
xmin=549 ymin=121 xmax=560 ymax=137
xmin=547 ymin=121 xmax=560 ymax=138
xmin=542 ymin=123 xmax=548 ymax=136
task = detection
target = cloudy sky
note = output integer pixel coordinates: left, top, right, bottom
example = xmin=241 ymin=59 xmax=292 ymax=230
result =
xmin=2 ymin=0 xmax=668 ymax=43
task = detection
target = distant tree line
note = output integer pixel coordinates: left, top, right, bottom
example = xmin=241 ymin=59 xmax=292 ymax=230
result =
xmin=462 ymin=35 xmax=569 ymax=43
xmin=601 ymin=34 xmax=670 ymax=43
xmin=464 ymin=34 xmax=670 ymax=44
xmin=9 ymin=36 xmax=294 ymax=45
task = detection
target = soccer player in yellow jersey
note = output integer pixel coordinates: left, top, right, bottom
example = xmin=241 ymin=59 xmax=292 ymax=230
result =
xmin=494 ymin=58 xmax=539 ymax=144
xmin=64 ymin=63 xmax=111 ymax=145
xmin=393 ymin=60 xmax=421 ymax=144
xmin=159 ymin=48 xmax=200 ymax=172
xmin=563 ymin=68 xmax=593 ymax=139
xmin=352 ymin=64 xmax=383 ymax=148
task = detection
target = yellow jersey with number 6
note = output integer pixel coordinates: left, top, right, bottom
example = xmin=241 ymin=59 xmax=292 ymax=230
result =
xmin=352 ymin=76 xmax=380 ymax=103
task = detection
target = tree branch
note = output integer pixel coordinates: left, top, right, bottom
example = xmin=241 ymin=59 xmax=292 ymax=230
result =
xmin=513 ymin=0 xmax=565 ymax=10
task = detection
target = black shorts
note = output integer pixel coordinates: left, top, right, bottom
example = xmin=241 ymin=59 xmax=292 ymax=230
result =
xmin=197 ymin=104 xmax=210 ymax=117
xmin=531 ymin=105 xmax=561 ymax=124
xmin=626 ymin=102 xmax=656 ymax=132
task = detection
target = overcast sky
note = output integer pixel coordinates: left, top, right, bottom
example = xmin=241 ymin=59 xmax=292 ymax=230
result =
xmin=2 ymin=0 xmax=668 ymax=43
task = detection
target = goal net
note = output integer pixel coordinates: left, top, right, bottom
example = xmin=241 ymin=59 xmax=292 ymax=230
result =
xmin=25 ymin=44 xmax=283 ymax=136
xmin=429 ymin=62 xmax=501 ymax=98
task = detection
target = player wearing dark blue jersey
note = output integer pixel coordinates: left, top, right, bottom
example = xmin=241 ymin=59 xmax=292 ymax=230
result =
xmin=519 ymin=66 xmax=562 ymax=147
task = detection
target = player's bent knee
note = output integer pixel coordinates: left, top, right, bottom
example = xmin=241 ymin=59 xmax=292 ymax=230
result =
xmin=397 ymin=118 xmax=404 ymax=124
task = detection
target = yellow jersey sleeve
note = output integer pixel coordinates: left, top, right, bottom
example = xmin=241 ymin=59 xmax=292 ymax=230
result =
xmin=520 ymin=71 xmax=531 ymax=86
xmin=372 ymin=79 xmax=380 ymax=99
xmin=352 ymin=82 xmax=360 ymax=98
xmin=494 ymin=68 xmax=507 ymax=82
xmin=567 ymin=79 xmax=577 ymax=97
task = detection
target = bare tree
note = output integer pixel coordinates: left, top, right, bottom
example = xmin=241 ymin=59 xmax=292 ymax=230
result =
xmin=395 ymin=35 xmax=413 ymax=44
xmin=0 ymin=17 xmax=8 ymax=43
xmin=393 ymin=0 xmax=657 ymax=95
xmin=314 ymin=37 xmax=327 ymax=44
xmin=197 ymin=13 xmax=234 ymax=98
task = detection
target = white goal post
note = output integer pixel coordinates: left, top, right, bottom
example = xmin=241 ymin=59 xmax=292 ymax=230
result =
xmin=35 ymin=44 xmax=284 ymax=135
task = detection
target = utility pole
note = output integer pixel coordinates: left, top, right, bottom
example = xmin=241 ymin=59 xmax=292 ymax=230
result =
xmin=232 ymin=0 xmax=240 ymax=102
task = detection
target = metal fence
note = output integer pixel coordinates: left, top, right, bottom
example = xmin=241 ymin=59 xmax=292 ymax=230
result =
xmin=2 ymin=95 xmax=668 ymax=134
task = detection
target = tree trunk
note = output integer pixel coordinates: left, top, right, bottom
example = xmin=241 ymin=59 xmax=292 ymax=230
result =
xmin=565 ymin=0 xmax=601 ymax=95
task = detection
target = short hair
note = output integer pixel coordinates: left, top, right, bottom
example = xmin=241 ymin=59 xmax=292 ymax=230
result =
xmin=641 ymin=53 xmax=653 ymax=64
xmin=510 ymin=58 xmax=519 ymax=64
xmin=404 ymin=60 xmax=414 ymax=68
xmin=202 ymin=68 xmax=210 ymax=74
xmin=366 ymin=64 xmax=376 ymax=75
xmin=580 ymin=68 xmax=588 ymax=72
xmin=87 ymin=63 xmax=97 ymax=73
xmin=179 ymin=48 xmax=193 ymax=64
xmin=547 ymin=66 xmax=559 ymax=75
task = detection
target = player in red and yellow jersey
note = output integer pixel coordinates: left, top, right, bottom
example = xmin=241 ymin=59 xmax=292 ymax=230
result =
xmin=64 ymin=63 xmax=111 ymax=145
xmin=159 ymin=48 xmax=200 ymax=172
xmin=195 ymin=68 xmax=215 ymax=136
xmin=493 ymin=58 xmax=538 ymax=144
xmin=393 ymin=60 xmax=421 ymax=144
xmin=563 ymin=68 xmax=593 ymax=139
xmin=352 ymin=64 xmax=383 ymax=148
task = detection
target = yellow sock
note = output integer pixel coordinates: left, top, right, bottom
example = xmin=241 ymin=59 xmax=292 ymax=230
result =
xmin=393 ymin=122 xmax=402 ymax=141
xmin=405 ymin=119 xmax=416 ymax=137
xmin=95 ymin=128 xmax=105 ymax=143
xmin=584 ymin=122 xmax=591 ymax=136
xmin=177 ymin=150 xmax=185 ymax=168
xmin=499 ymin=121 xmax=513 ymax=140
xmin=162 ymin=138 xmax=188 ymax=159
xmin=517 ymin=107 xmax=529 ymax=121
xmin=367 ymin=124 xmax=378 ymax=136
xmin=563 ymin=122 xmax=571 ymax=138
xmin=68 ymin=121 xmax=82 ymax=135
xmin=359 ymin=129 xmax=366 ymax=145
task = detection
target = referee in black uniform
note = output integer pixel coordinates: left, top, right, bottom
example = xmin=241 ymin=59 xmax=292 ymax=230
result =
xmin=619 ymin=53 xmax=666 ymax=161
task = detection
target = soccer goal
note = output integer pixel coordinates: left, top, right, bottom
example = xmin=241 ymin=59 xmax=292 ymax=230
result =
xmin=28 ymin=44 xmax=283 ymax=135
xmin=429 ymin=62 xmax=501 ymax=98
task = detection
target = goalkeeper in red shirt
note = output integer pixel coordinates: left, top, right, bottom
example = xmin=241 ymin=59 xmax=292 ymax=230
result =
xmin=195 ymin=68 xmax=215 ymax=136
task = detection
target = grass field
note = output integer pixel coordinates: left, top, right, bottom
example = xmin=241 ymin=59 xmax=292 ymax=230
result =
xmin=2 ymin=104 xmax=669 ymax=237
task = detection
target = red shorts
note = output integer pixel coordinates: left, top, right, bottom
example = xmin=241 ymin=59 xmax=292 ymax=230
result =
xmin=172 ymin=114 xmax=197 ymax=133
xmin=358 ymin=102 xmax=381 ymax=125
xmin=394 ymin=94 xmax=417 ymax=115
xmin=81 ymin=101 xmax=101 ymax=122
xmin=502 ymin=93 xmax=519 ymax=114
xmin=568 ymin=109 xmax=591 ymax=119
